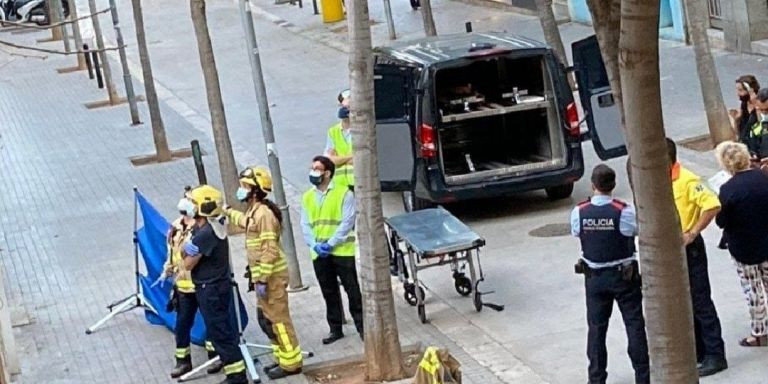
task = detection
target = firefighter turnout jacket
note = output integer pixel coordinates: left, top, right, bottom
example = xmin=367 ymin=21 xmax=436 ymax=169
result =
xmin=164 ymin=217 xmax=195 ymax=293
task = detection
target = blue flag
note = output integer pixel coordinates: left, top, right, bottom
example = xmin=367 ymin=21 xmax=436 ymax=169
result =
xmin=135 ymin=190 xmax=248 ymax=345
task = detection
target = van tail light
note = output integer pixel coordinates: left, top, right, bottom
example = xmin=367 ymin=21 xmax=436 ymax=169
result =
xmin=419 ymin=124 xmax=437 ymax=158
xmin=565 ymin=102 xmax=580 ymax=138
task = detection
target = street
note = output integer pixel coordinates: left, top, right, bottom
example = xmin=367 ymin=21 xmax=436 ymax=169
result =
xmin=2 ymin=0 xmax=768 ymax=382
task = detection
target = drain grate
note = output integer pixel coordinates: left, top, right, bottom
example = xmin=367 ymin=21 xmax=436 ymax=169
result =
xmin=528 ymin=223 xmax=571 ymax=237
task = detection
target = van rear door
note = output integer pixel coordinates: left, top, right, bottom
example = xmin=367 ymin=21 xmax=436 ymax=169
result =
xmin=374 ymin=60 xmax=417 ymax=191
xmin=571 ymin=35 xmax=627 ymax=160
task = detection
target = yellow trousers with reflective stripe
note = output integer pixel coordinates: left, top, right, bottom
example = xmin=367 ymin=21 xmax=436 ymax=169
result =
xmin=258 ymin=272 xmax=303 ymax=371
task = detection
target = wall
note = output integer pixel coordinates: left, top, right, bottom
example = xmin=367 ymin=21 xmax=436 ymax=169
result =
xmin=568 ymin=0 xmax=687 ymax=41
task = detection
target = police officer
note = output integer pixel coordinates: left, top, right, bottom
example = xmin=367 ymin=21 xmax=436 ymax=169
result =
xmin=300 ymin=155 xmax=363 ymax=344
xmin=224 ymin=166 xmax=303 ymax=379
xmin=324 ymin=90 xmax=355 ymax=191
xmin=162 ymin=195 xmax=221 ymax=378
xmin=570 ymin=164 xmax=649 ymax=384
xmin=181 ymin=185 xmax=248 ymax=384
xmin=666 ymin=138 xmax=727 ymax=376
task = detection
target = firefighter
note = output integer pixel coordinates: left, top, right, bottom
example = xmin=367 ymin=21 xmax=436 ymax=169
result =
xmin=325 ymin=89 xmax=354 ymax=191
xmin=162 ymin=192 xmax=222 ymax=378
xmin=181 ymin=185 xmax=248 ymax=384
xmin=223 ymin=166 xmax=303 ymax=379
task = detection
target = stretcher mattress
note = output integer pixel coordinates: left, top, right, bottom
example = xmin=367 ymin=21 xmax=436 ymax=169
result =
xmin=385 ymin=207 xmax=485 ymax=256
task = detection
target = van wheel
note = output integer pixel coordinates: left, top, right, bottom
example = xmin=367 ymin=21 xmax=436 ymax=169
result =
xmin=545 ymin=183 xmax=574 ymax=200
xmin=402 ymin=191 xmax=434 ymax=212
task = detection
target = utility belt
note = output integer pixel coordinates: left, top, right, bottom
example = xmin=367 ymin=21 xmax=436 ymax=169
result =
xmin=575 ymin=259 xmax=639 ymax=281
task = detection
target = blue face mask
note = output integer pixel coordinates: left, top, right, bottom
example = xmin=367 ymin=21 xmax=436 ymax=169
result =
xmin=236 ymin=187 xmax=250 ymax=202
xmin=338 ymin=107 xmax=350 ymax=119
xmin=309 ymin=170 xmax=324 ymax=186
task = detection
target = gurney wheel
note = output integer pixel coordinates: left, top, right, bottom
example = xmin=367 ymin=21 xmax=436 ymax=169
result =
xmin=454 ymin=275 xmax=472 ymax=297
xmin=417 ymin=304 xmax=427 ymax=324
xmin=473 ymin=281 xmax=483 ymax=312
xmin=404 ymin=283 xmax=425 ymax=307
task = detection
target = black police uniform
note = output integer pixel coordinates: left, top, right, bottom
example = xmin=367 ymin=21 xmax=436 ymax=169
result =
xmin=576 ymin=199 xmax=649 ymax=384
xmin=190 ymin=222 xmax=248 ymax=384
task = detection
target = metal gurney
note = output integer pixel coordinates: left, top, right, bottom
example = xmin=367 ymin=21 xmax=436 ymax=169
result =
xmin=385 ymin=207 xmax=501 ymax=323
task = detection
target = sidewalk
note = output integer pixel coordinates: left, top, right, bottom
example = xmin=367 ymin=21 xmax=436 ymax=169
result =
xmin=0 ymin=26 xmax=536 ymax=384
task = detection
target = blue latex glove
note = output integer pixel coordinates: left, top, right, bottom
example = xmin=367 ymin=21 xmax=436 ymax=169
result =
xmin=313 ymin=242 xmax=332 ymax=258
xmin=256 ymin=283 xmax=268 ymax=299
xmin=183 ymin=241 xmax=199 ymax=256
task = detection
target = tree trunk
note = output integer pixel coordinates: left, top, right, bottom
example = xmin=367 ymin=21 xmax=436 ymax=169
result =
xmin=420 ymin=0 xmax=437 ymax=36
xmin=534 ymin=0 xmax=574 ymax=88
xmin=685 ymin=0 xmax=732 ymax=144
xmin=130 ymin=0 xmax=172 ymax=162
xmin=619 ymin=0 xmax=698 ymax=382
xmin=347 ymin=0 xmax=406 ymax=379
xmin=586 ymin=0 xmax=624 ymax=128
xmin=189 ymin=0 xmax=242 ymax=207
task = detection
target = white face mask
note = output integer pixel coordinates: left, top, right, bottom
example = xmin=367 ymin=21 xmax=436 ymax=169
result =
xmin=177 ymin=198 xmax=197 ymax=218
xmin=761 ymin=113 xmax=768 ymax=123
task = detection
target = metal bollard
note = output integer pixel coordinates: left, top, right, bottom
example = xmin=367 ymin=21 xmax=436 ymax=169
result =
xmin=83 ymin=44 xmax=94 ymax=79
xmin=92 ymin=49 xmax=104 ymax=88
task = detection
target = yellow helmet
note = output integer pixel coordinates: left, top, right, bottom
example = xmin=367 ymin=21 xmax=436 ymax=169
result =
xmin=239 ymin=166 xmax=273 ymax=192
xmin=188 ymin=185 xmax=223 ymax=217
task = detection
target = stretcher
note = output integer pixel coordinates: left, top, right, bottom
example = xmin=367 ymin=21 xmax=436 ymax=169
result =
xmin=385 ymin=207 xmax=501 ymax=323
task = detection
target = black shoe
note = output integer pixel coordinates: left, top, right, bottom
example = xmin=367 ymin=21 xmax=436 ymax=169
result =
xmin=266 ymin=366 xmax=302 ymax=380
xmin=207 ymin=359 xmax=224 ymax=374
xmin=698 ymin=356 xmax=727 ymax=377
xmin=262 ymin=362 xmax=279 ymax=372
xmin=170 ymin=358 xmax=193 ymax=379
xmin=322 ymin=331 xmax=344 ymax=345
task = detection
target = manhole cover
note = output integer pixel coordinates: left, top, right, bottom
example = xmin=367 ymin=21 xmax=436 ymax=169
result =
xmin=528 ymin=223 xmax=571 ymax=237
xmin=678 ymin=134 xmax=713 ymax=152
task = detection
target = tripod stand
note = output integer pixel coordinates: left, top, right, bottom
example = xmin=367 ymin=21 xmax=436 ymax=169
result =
xmin=86 ymin=187 xmax=158 ymax=334
xmin=180 ymin=258 xmax=313 ymax=383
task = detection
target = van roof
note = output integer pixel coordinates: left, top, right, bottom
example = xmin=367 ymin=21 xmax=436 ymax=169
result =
xmin=375 ymin=32 xmax=548 ymax=66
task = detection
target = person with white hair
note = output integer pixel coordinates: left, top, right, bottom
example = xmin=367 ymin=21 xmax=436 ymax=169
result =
xmin=715 ymin=141 xmax=768 ymax=347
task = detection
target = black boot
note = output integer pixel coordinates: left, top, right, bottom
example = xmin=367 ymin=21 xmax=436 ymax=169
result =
xmin=322 ymin=331 xmax=344 ymax=345
xmin=266 ymin=366 xmax=302 ymax=380
xmin=170 ymin=356 xmax=193 ymax=379
xmin=262 ymin=361 xmax=279 ymax=372
xmin=698 ymin=356 xmax=727 ymax=377
xmin=206 ymin=350 xmax=224 ymax=374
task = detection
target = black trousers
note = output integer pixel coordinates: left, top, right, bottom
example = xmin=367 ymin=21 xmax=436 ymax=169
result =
xmin=686 ymin=235 xmax=726 ymax=361
xmin=313 ymin=256 xmax=363 ymax=333
xmin=196 ymin=280 xmax=247 ymax=384
xmin=585 ymin=264 xmax=649 ymax=384
xmin=176 ymin=291 xmax=198 ymax=352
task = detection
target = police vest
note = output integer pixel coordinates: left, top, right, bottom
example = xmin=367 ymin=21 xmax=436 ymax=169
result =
xmin=302 ymin=186 xmax=356 ymax=259
xmin=578 ymin=199 xmax=635 ymax=263
xmin=329 ymin=123 xmax=354 ymax=188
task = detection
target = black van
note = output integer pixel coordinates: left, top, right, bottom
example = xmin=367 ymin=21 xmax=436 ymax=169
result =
xmin=373 ymin=32 xmax=626 ymax=211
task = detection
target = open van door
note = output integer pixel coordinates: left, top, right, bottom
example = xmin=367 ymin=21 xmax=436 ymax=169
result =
xmin=571 ymin=35 xmax=627 ymax=160
xmin=374 ymin=60 xmax=417 ymax=191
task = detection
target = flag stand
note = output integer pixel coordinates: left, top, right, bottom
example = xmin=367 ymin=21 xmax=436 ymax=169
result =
xmin=85 ymin=186 xmax=158 ymax=335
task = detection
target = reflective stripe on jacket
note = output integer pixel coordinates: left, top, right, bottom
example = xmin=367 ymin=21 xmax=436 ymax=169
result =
xmin=164 ymin=218 xmax=195 ymax=293
xmin=228 ymin=202 xmax=288 ymax=283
